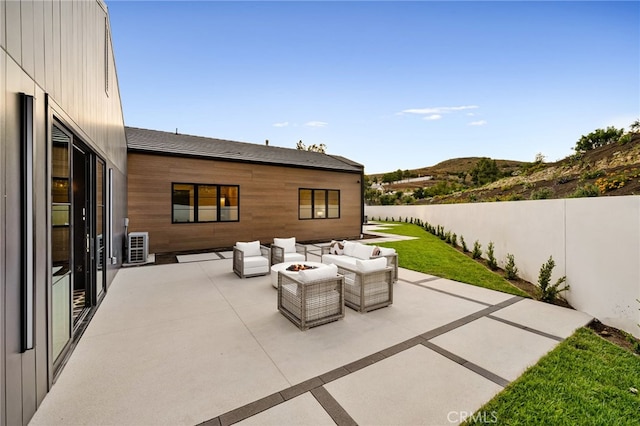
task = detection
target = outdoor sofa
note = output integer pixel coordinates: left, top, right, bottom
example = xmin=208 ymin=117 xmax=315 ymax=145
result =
xmin=321 ymin=240 xmax=398 ymax=282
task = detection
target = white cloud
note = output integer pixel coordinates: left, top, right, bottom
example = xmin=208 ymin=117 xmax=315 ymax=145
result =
xmin=468 ymin=120 xmax=487 ymax=126
xmin=466 ymin=112 xmax=475 ymax=116
xmin=305 ymin=121 xmax=328 ymax=128
xmin=399 ymin=105 xmax=479 ymax=115
xmin=423 ymin=114 xmax=442 ymax=121
xmin=272 ymin=122 xmax=289 ymax=127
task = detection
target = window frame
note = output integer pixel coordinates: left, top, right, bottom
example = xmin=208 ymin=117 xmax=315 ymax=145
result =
xmin=298 ymin=188 xmax=340 ymax=220
xmin=171 ymin=182 xmax=239 ymax=224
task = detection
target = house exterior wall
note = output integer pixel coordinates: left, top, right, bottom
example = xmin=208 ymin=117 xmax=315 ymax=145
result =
xmin=128 ymin=152 xmax=364 ymax=253
xmin=1 ymin=1 xmax=127 ymax=424
xmin=365 ymin=196 xmax=640 ymax=338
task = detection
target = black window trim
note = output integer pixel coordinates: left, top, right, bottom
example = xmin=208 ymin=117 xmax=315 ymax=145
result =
xmin=171 ymin=182 xmax=240 ymax=224
xmin=298 ymin=188 xmax=340 ymax=220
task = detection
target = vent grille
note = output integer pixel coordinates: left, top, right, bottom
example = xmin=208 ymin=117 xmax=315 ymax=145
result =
xmin=127 ymin=232 xmax=149 ymax=264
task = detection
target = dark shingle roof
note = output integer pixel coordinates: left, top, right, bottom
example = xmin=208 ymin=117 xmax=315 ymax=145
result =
xmin=126 ymin=127 xmax=363 ymax=173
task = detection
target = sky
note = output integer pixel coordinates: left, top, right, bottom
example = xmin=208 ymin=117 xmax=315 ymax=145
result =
xmin=107 ymin=1 xmax=640 ymax=174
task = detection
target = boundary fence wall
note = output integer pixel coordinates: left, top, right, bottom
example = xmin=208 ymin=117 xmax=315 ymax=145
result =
xmin=366 ymin=196 xmax=640 ymax=337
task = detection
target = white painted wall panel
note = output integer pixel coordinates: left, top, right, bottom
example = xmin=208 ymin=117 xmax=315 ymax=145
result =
xmin=565 ymin=197 xmax=640 ymax=336
xmin=366 ymin=196 xmax=640 ymax=338
xmin=5 ymin=0 xmax=21 ymax=63
xmin=1 ymin=0 xmax=6 ymax=48
xmin=20 ymin=0 xmax=34 ymax=77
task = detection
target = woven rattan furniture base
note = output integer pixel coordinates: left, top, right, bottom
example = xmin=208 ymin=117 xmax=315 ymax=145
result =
xmin=337 ymin=265 xmax=394 ymax=313
xmin=277 ymin=272 xmax=345 ymax=330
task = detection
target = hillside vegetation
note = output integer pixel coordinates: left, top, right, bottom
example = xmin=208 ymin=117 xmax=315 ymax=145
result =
xmin=367 ymin=123 xmax=640 ymax=205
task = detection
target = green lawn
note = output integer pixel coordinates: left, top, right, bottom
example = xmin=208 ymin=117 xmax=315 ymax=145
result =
xmin=371 ymin=222 xmax=528 ymax=297
xmin=464 ymin=328 xmax=640 ymax=425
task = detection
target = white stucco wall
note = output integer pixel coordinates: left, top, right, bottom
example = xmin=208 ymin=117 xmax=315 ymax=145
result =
xmin=366 ymin=196 xmax=640 ymax=338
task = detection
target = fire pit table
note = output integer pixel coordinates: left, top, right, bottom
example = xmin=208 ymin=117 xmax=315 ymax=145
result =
xmin=270 ymin=261 xmax=328 ymax=288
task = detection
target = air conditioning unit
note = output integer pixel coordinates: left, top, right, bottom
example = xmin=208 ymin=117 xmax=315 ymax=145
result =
xmin=127 ymin=232 xmax=149 ymax=264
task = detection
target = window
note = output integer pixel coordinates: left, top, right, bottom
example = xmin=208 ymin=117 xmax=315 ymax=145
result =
xmin=299 ymin=189 xmax=340 ymax=219
xmin=172 ymin=183 xmax=239 ymax=223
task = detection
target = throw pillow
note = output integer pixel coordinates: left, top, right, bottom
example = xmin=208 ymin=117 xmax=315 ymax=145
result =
xmin=329 ymin=240 xmax=344 ymax=255
xmin=236 ymin=240 xmax=262 ymax=257
xmin=356 ymin=257 xmax=388 ymax=273
xmin=372 ymin=246 xmax=381 ymax=257
xmin=274 ymin=237 xmax=296 ymax=253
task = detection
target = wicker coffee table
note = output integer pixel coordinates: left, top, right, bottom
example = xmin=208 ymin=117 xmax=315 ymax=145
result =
xmin=270 ymin=261 xmax=327 ymax=288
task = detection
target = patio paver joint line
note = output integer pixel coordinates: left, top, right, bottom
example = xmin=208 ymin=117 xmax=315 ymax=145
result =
xmin=421 ymin=341 xmax=510 ymax=388
xmin=407 ymin=280 xmax=494 ymax=307
xmin=486 ymin=314 xmax=565 ymax=342
xmin=218 ymin=392 xmax=284 ymax=426
xmin=311 ymin=386 xmax=358 ymax=426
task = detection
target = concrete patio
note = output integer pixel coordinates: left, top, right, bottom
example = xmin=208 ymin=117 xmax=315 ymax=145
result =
xmin=29 ymin=230 xmax=592 ymax=426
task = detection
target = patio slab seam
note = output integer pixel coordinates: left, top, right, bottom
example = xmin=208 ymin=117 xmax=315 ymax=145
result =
xmin=402 ymin=278 xmax=495 ymax=307
xmin=203 ymin=296 xmax=527 ymax=425
xmin=486 ymin=314 xmax=565 ymax=342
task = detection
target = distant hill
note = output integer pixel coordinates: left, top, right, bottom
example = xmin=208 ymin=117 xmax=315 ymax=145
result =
xmin=368 ymin=135 xmax=640 ymax=203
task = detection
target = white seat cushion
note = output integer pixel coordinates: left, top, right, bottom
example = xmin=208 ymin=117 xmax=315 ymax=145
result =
xmin=356 ymin=257 xmax=388 ymax=272
xmin=274 ymin=237 xmax=297 ymax=253
xmin=297 ymin=264 xmax=338 ymax=282
xmin=236 ymin=240 xmax=262 ymax=257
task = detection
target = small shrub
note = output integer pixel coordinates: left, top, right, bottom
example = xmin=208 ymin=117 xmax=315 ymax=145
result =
xmin=504 ymin=193 xmax=523 ymax=201
xmin=472 ymin=241 xmax=482 ymax=259
xmin=451 ymin=233 xmax=457 ymax=248
xmin=530 ymin=187 xmax=554 ymax=200
xmin=557 ymin=176 xmax=572 ymax=185
xmin=486 ymin=242 xmax=498 ymax=270
xmin=504 ymin=254 xmax=519 ymax=280
xmin=460 ymin=236 xmax=468 ymax=252
xmin=581 ymin=169 xmax=605 ymax=180
xmin=569 ymin=184 xmax=600 ymax=198
xmin=537 ymin=256 xmax=569 ymax=303
xmin=444 ymin=231 xmax=451 ymax=243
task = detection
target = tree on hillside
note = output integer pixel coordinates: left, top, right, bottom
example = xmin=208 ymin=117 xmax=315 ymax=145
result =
xmin=470 ymin=157 xmax=500 ymax=186
xmin=296 ymin=140 xmax=327 ymax=153
xmin=574 ymin=126 xmax=624 ymax=152
xmin=630 ymin=119 xmax=640 ymax=134
xmin=382 ymin=169 xmax=404 ymax=183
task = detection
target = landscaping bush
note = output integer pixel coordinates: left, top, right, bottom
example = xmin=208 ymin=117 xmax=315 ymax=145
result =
xmin=472 ymin=240 xmax=482 ymax=259
xmin=486 ymin=242 xmax=498 ymax=270
xmin=504 ymin=254 xmax=519 ymax=280
xmin=460 ymin=236 xmax=468 ymax=253
xmin=537 ymin=256 xmax=569 ymax=303
xmin=451 ymin=233 xmax=457 ymax=248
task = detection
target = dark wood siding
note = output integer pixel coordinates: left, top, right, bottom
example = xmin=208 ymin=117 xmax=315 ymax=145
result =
xmin=128 ymin=152 xmax=363 ymax=253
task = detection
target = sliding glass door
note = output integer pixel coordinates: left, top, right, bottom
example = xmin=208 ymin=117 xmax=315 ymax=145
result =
xmin=51 ymin=122 xmax=107 ymax=367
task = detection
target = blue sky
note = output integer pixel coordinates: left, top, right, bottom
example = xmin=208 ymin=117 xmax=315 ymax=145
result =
xmin=108 ymin=1 xmax=639 ymax=174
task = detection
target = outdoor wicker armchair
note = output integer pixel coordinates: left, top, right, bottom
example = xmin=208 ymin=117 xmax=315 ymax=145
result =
xmin=233 ymin=241 xmax=270 ymax=278
xmin=337 ymin=262 xmax=394 ymax=313
xmin=277 ymin=265 xmax=344 ymax=330
xmin=271 ymin=237 xmax=307 ymax=265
